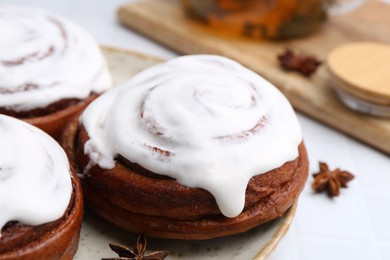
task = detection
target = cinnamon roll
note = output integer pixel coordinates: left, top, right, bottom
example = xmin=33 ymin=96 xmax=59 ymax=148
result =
xmin=0 ymin=5 xmax=112 ymax=138
xmin=62 ymin=55 xmax=308 ymax=240
xmin=0 ymin=115 xmax=83 ymax=259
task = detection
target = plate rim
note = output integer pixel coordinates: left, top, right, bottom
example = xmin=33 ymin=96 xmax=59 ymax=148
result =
xmin=253 ymin=202 xmax=297 ymax=260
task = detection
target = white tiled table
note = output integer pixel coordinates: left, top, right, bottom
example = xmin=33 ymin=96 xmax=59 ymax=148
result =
xmin=2 ymin=0 xmax=389 ymax=259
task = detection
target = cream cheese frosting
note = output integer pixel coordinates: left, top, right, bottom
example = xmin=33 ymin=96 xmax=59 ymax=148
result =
xmin=81 ymin=55 xmax=302 ymax=218
xmin=0 ymin=5 xmax=112 ymax=111
xmin=0 ymin=115 xmax=72 ymax=235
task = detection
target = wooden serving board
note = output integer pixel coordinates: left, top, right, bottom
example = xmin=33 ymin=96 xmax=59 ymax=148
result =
xmin=117 ymin=0 xmax=390 ymax=154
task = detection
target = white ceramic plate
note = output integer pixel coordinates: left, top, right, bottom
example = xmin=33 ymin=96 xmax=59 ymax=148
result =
xmin=74 ymin=47 xmax=297 ymax=260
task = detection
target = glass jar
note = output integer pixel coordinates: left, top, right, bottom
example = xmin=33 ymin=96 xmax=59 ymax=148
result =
xmin=181 ymin=0 xmax=366 ymax=39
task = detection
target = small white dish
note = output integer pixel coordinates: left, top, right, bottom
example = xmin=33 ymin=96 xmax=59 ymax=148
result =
xmin=327 ymin=42 xmax=390 ymax=117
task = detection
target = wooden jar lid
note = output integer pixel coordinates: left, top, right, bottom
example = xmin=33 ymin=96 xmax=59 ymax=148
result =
xmin=327 ymin=42 xmax=390 ymax=106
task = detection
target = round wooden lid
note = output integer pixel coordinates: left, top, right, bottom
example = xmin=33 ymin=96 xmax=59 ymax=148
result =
xmin=327 ymin=42 xmax=390 ymax=106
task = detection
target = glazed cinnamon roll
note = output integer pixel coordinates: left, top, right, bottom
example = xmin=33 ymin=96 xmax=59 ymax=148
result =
xmin=0 ymin=5 xmax=112 ymax=138
xmin=62 ymin=55 xmax=308 ymax=240
xmin=0 ymin=115 xmax=83 ymax=259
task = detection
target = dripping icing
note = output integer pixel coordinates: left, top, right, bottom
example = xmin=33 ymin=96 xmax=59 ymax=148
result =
xmin=81 ymin=55 xmax=302 ymax=218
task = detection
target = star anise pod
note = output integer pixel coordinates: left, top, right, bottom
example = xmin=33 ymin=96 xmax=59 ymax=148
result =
xmin=312 ymin=162 xmax=354 ymax=197
xmin=278 ymin=48 xmax=322 ymax=77
xmin=102 ymin=234 xmax=169 ymax=260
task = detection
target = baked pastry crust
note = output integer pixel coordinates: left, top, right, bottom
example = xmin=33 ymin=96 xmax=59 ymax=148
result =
xmin=61 ymin=115 xmax=308 ymax=240
xmin=0 ymin=93 xmax=98 ymax=139
xmin=23 ymin=94 xmax=98 ymax=139
xmin=0 ymin=166 xmax=83 ymax=259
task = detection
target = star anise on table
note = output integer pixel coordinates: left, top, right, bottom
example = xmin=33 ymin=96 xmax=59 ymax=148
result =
xmin=311 ymin=162 xmax=355 ymax=198
xmin=102 ymin=234 xmax=169 ymax=260
xmin=278 ymin=48 xmax=322 ymax=77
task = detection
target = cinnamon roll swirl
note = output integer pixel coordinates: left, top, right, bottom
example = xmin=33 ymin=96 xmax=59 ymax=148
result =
xmin=0 ymin=5 xmax=112 ymax=138
xmin=0 ymin=115 xmax=83 ymax=259
xmin=62 ymin=55 xmax=308 ymax=240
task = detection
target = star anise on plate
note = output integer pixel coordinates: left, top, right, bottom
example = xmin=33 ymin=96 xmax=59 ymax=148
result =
xmin=311 ymin=162 xmax=354 ymax=197
xmin=278 ymin=48 xmax=322 ymax=77
xmin=102 ymin=234 xmax=169 ymax=260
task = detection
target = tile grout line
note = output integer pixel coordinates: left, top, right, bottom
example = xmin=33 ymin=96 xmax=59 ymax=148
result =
xmin=347 ymin=142 xmax=383 ymax=260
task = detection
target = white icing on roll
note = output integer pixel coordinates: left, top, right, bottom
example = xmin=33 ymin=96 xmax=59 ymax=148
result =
xmin=0 ymin=115 xmax=72 ymax=235
xmin=81 ymin=55 xmax=302 ymax=218
xmin=0 ymin=5 xmax=112 ymax=111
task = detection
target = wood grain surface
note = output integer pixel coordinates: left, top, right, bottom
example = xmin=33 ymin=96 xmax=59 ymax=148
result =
xmin=117 ymin=0 xmax=390 ymax=154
